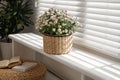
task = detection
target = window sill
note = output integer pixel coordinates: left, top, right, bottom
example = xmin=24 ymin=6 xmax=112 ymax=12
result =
xmin=9 ymin=33 xmax=120 ymax=80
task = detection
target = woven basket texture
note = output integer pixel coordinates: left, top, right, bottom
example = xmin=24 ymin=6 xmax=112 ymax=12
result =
xmin=43 ymin=34 xmax=72 ymax=55
xmin=0 ymin=60 xmax=46 ymax=80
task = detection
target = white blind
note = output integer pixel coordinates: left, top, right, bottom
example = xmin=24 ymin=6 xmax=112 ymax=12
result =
xmin=36 ymin=0 xmax=120 ymax=58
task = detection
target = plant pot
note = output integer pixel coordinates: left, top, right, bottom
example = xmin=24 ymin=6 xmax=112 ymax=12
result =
xmin=0 ymin=42 xmax=12 ymax=59
xmin=43 ymin=34 xmax=73 ymax=55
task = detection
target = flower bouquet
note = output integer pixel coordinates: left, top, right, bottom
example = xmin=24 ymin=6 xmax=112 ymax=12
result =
xmin=36 ymin=8 xmax=81 ymax=54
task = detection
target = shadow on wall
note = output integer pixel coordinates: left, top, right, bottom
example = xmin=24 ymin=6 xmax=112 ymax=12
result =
xmin=22 ymin=0 xmax=36 ymax=33
xmin=22 ymin=26 xmax=35 ymax=33
xmin=0 ymin=47 xmax=2 ymax=60
xmin=0 ymin=0 xmax=3 ymax=60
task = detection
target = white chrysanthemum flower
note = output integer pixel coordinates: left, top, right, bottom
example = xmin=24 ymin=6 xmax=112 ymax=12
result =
xmin=65 ymin=29 xmax=68 ymax=33
xmin=58 ymin=28 xmax=61 ymax=32
xmin=62 ymin=30 xmax=65 ymax=33
xmin=39 ymin=27 xmax=42 ymax=30
xmin=49 ymin=22 xmax=52 ymax=24
xmin=59 ymin=31 xmax=62 ymax=34
xmin=51 ymin=18 xmax=55 ymax=21
xmin=58 ymin=25 xmax=62 ymax=28
xmin=45 ymin=22 xmax=48 ymax=25
xmin=52 ymin=28 xmax=56 ymax=32
xmin=49 ymin=8 xmax=53 ymax=12
xmin=76 ymin=21 xmax=80 ymax=25
xmin=65 ymin=18 xmax=68 ymax=20
xmin=55 ymin=9 xmax=58 ymax=12
xmin=62 ymin=23 xmax=66 ymax=26
xmin=45 ymin=12 xmax=49 ymax=15
xmin=54 ymin=19 xmax=58 ymax=24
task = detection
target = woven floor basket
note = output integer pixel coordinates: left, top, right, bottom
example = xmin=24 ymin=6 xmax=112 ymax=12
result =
xmin=43 ymin=34 xmax=72 ymax=55
xmin=0 ymin=60 xmax=46 ymax=80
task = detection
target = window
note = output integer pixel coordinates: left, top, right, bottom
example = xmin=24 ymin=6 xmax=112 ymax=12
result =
xmin=36 ymin=0 xmax=120 ymax=59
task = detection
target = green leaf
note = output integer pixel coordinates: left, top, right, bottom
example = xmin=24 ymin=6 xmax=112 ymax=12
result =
xmin=13 ymin=12 xmax=17 ymax=15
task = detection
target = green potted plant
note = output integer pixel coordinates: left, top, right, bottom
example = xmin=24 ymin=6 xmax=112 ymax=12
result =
xmin=36 ymin=8 xmax=81 ymax=55
xmin=0 ymin=0 xmax=34 ymax=59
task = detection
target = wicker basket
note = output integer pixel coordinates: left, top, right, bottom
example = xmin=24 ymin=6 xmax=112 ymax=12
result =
xmin=0 ymin=60 xmax=46 ymax=80
xmin=43 ymin=34 xmax=73 ymax=55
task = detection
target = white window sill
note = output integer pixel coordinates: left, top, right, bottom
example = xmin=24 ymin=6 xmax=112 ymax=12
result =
xmin=9 ymin=33 xmax=120 ymax=80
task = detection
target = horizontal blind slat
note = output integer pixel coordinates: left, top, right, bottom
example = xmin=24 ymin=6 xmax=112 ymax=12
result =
xmin=77 ymin=28 xmax=120 ymax=42
xmin=80 ymin=20 xmax=120 ymax=30
xmin=38 ymin=1 xmax=120 ymax=10
xmin=77 ymin=24 xmax=120 ymax=36
xmin=74 ymin=32 xmax=120 ymax=48
xmin=38 ymin=0 xmax=120 ymax=3
xmin=74 ymin=37 xmax=120 ymax=54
